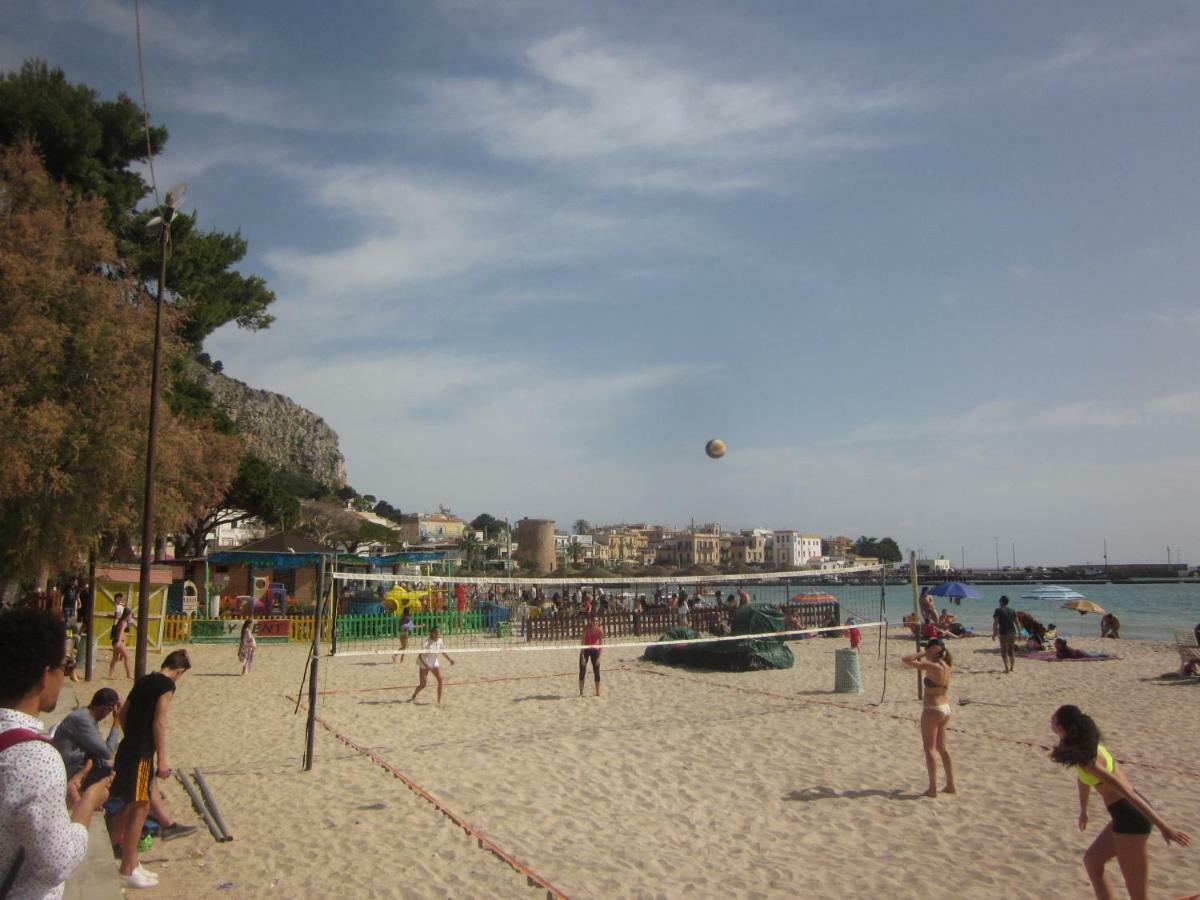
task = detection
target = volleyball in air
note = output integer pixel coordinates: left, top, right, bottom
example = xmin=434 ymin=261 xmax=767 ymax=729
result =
xmin=705 ymin=438 xmax=726 ymax=459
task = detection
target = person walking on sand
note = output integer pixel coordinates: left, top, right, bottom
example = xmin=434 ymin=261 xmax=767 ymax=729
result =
xmin=107 ymin=606 xmax=133 ymax=680
xmin=238 ymin=620 xmax=256 ymax=675
xmin=579 ymin=616 xmax=603 ymax=697
xmin=1049 ymin=704 xmax=1190 ymax=899
xmin=992 ymin=594 xmax=1019 ymax=673
xmin=901 ymin=638 xmax=956 ymax=798
xmin=409 ymin=626 xmax=455 ymax=705
xmin=393 ymin=610 xmax=414 ymax=663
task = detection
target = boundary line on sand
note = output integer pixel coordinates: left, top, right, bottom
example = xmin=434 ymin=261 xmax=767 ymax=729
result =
xmin=288 ymin=697 xmax=570 ymax=900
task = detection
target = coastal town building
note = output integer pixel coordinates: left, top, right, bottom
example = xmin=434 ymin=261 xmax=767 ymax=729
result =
xmin=720 ymin=531 xmax=767 ymax=566
xmin=398 ymin=511 xmax=466 ymax=544
xmin=656 ymin=531 xmax=721 ymax=568
xmin=823 ymin=536 xmax=856 ymax=558
xmin=555 ymin=533 xmax=596 ymax=567
xmin=591 ymin=526 xmax=649 ymax=564
xmin=917 ymin=556 xmax=953 ymax=575
xmin=766 ymin=531 xmax=823 ymax=568
xmin=207 ymin=511 xmax=266 ymax=553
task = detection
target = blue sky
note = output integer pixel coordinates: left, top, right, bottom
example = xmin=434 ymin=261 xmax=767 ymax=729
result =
xmin=5 ymin=1 xmax=1198 ymax=565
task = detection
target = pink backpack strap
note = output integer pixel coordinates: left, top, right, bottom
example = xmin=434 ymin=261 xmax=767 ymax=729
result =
xmin=0 ymin=728 xmax=47 ymax=752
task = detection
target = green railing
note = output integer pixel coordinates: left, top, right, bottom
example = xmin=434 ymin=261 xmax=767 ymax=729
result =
xmin=333 ymin=612 xmax=484 ymax=642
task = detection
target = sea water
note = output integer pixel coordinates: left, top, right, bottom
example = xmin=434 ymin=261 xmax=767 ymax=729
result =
xmin=739 ymin=581 xmax=1200 ymax=642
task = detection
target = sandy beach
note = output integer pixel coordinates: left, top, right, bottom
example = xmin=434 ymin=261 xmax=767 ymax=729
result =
xmin=60 ymin=631 xmax=1198 ymax=899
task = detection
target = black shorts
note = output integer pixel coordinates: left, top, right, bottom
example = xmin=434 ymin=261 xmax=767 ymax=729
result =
xmin=1107 ymin=798 xmax=1152 ymax=835
xmin=111 ymin=753 xmax=155 ymax=804
xmin=579 ymin=649 xmax=600 ymax=679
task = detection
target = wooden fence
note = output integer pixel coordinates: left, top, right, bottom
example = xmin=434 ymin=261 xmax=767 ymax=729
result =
xmin=523 ymin=602 xmax=840 ymax=643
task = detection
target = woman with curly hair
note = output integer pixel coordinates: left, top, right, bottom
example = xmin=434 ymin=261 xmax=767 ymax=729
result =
xmin=1049 ymin=705 xmax=1190 ymax=899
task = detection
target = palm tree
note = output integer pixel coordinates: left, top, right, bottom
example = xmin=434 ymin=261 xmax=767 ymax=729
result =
xmin=460 ymin=531 xmax=481 ymax=571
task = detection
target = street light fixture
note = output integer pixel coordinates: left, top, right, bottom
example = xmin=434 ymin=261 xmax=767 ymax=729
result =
xmin=134 ymin=182 xmax=187 ymax=678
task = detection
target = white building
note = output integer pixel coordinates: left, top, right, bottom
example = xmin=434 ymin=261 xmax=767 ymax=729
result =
xmin=767 ymin=531 xmax=823 ymax=568
xmin=555 ymin=533 xmax=595 ymax=565
xmin=208 ymin=511 xmax=266 ymax=552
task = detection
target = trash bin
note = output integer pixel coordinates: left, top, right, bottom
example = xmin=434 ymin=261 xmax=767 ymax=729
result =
xmin=834 ymin=648 xmax=863 ymax=694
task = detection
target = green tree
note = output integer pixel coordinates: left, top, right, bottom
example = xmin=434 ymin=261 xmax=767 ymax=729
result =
xmin=174 ymin=455 xmax=303 ymax=558
xmin=0 ymin=60 xmax=275 ymax=348
xmin=460 ymin=530 xmax=481 ymax=571
xmin=876 ymin=537 xmax=902 ymax=563
xmin=470 ymin=513 xmax=508 ymax=540
xmin=373 ymin=500 xmax=403 ymax=524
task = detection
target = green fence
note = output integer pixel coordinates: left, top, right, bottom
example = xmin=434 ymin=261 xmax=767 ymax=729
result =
xmin=333 ymin=612 xmax=484 ymax=643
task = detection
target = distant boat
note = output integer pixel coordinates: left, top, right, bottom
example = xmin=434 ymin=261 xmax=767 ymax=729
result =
xmin=790 ymin=592 xmax=837 ymax=604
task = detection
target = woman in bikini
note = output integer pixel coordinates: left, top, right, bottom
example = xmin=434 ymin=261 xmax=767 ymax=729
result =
xmin=107 ymin=606 xmax=133 ymax=679
xmin=901 ymin=637 xmax=956 ymax=798
xmin=1050 ymin=705 xmax=1189 ymax=900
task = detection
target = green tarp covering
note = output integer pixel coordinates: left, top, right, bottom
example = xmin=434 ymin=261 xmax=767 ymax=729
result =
xmin=643 ymin=604 xmax=794 ymax=671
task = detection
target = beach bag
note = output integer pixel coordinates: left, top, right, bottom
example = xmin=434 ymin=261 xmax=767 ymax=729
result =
xmin=0 ymin=729 xmax=50 ymax=898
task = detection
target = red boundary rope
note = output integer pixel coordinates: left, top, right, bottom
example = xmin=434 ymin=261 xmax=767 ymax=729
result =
xmin=288 ymin=696 xmax=570 ymax=900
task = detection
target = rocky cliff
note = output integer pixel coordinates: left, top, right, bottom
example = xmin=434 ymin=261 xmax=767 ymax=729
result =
xmin=187 ymin=363 xmax=347 ymax=488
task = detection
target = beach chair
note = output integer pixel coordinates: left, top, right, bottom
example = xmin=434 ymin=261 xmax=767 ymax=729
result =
xmin=1173 ymin=629 xmax=1200 ymax=675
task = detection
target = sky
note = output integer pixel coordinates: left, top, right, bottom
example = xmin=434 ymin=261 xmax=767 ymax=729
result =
xmin=3 ymin=1 xmax=1198 ymax=566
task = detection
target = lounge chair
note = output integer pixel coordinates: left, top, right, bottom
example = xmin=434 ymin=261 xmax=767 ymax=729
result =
xmin=1173 ymin=629 xmax=1200 ymax=675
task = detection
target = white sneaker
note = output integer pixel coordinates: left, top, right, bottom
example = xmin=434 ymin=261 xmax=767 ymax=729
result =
xmin=136 ymin=864 xmax=159 ymax=883
xmin=121 ymin=868 xmax=158 ymax=889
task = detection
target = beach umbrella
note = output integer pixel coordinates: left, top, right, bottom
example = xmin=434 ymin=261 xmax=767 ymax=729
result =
xmin=1020 ymin=585 xmax=1087 ymax=603
xmin=928 ymin=582 xmax=982 ymax=600
xmin=1062 ymin=599 xmax=1107 ymax=616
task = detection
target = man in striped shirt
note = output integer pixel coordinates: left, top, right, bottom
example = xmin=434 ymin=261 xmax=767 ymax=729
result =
xmin=1 ymin=608 xmax=113 ymax=899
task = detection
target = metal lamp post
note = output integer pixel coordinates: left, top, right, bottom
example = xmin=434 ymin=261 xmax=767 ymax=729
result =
xmin=134 ymin=183 xmax=187 ymax=678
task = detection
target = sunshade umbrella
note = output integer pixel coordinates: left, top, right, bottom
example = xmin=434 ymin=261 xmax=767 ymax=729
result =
xmin=1020 ymin=585 xmax=1087 ymax=603
xmin=1062 ymin=599 xmax=1107 ymax=616
xmin=928 ymin=582 xmax=982 ymax=600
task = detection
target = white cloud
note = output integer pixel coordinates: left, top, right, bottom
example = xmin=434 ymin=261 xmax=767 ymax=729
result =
xmin=424 ymin=29 xmax=923 ymax=193
xmin=845 ymin=397 xmax=1141 ymax=443
xmin=261 ymin=160 xmax=704 ymax=305
xmin=230 ymin=349 xmax=710 ymax=516
xmin=1027 ymin=401 xmax=1138 ymax=429
xmin=39 ymin=0 xmax=249 ymax=64
xmin=1150 ymin=310 xmax=1200 ymax=330
xmin=1007 ymin=26 xmax=1200 ymax=86
xmin=161 ymin=78 xmax=321 ymax=130
xmin=1145 ymin=391 xmax=1200 ymax=417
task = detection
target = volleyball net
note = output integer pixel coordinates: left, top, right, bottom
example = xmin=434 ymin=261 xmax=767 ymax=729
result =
xmin=321 ymin=565 xmax=889 ymax=658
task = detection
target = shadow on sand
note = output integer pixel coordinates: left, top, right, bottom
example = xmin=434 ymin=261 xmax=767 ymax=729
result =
xmin=1141 ymin=672 xmax=1200 ymax=686
xmin=512 ymin=694 xmax=565 ymax=703
xmin=784 ymin=786 xmax=922 ymax=802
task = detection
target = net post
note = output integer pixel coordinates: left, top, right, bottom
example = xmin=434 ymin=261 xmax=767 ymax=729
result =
xmin=304 ymin=554 xmax=325 ymax=772
xmin=329 ymin=556 xmax=339 ymax=656
xmin=877 ymin=565 xmax=886 ymax=658
xmin=910 ymin=551 xmax=922 ymax=699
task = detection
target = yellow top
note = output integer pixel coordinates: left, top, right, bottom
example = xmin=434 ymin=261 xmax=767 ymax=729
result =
xmin=1076 ymin=744 xmax=1114 ymax=786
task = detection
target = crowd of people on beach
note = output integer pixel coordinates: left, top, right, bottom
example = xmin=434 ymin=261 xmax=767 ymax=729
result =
xmin=2 ymin=582 xmax=1194 ymax=897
